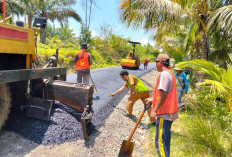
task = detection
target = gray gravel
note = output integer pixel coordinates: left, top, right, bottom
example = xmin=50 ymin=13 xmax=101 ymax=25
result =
xmin=2 ymin=63 xmax=156 ymax=146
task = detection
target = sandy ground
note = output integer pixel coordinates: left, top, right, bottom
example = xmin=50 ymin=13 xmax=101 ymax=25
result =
xmin=0 ymin=70 xmax=159 ymax=157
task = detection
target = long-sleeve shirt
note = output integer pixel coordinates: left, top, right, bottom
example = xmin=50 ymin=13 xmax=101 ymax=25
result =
xmin=174 ymin=71 xmax=189 ymax=92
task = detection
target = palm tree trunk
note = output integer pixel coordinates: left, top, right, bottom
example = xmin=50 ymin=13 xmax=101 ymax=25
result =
xmin=88 ymin=0 xmax=93 ymax=30
xmin=28 ymin=15 xmax=32 ymax=29
xmin=195 ymin=39 xmax=201 ymax=59
xmin=40 ymin=27 xmax=47 ymax=44
xmin=199 ymin=33 xmax=208 ymax=81
xmin=40 ymin=2 xmax=47 ymax=44
xmin=191 ymin=39 xmax=201 ymax=86
xmin=202 ymin=31 xmax=209 ymax=60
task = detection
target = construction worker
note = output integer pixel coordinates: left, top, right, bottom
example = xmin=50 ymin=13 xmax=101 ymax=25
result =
xmin=73 ymin=43 xmax=92 ymax=84
xmin=174 ymin=68 xmax=189 ymax=105
xmin=144 ymin=58 xmax=149 ymax=70
xmin=146 ymin=54 xmax=178 ymax=157
xmin=110 ymin=70 xmax=151 ymax=117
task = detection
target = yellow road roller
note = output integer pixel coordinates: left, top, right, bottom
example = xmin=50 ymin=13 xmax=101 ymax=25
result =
xmin=121 ymin=41 xmax=141 ymax=70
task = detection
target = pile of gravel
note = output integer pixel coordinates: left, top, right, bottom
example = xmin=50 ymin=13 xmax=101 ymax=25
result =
xmin=3 ymin=93 xmax=125 ymax=146
xmin=4 ymin=102 xmax=85 ymax=145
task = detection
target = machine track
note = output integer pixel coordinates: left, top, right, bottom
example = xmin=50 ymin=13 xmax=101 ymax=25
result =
xmin=0 ymin=83 xmax=12 ymax=130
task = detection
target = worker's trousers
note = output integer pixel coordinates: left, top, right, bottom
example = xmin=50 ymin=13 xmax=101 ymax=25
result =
xmin=77 ymin=71 xmax=90 ymax=84
xmin=155 ymin=117 xmax=173 ymax=157
xmin=126 ymin=91 xmax=150 ymax=116
xmin=177 ymin=91 xmax=183 ymax=105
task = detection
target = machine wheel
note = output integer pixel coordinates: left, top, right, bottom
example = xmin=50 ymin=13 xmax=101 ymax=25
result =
xmin=0 ymin=83 xmax=12 ymax=130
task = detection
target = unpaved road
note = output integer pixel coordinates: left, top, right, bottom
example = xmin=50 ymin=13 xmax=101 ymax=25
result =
xmin=0 ymin=64 xmax=158 ymax=157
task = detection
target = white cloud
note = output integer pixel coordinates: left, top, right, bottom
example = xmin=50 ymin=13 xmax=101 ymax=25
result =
xmin=140 ymin=38 xmax=156 ymax=46
xmin=91 ymin=30 xmax=97 ymax=37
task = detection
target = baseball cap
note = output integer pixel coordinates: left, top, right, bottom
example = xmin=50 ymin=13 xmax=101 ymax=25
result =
xmin=155 ymin=54 xmax=170 ymax=62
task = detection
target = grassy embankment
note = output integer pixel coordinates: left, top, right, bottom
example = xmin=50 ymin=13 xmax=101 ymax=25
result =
xmin=145 ymin=90 xmax=232 ymax=157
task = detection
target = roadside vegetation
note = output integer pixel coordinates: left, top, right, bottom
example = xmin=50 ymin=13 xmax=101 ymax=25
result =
xmin=119 ymin=0 xmax=232 ymax=156
xmin=36 ymin=26 xmax=156 ymax=73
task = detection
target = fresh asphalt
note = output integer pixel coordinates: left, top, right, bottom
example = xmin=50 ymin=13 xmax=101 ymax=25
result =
xmin=2 ymin=63 xmax=156 ymax=147
xmin=67 ymin=63 xmax=156 ymax=114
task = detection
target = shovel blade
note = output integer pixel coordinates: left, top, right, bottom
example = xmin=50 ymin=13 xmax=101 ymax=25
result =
xmin=118 ymin=140 xmax=135 ymax=157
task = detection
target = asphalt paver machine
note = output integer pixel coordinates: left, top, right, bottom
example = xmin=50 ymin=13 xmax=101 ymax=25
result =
xmin=0 ymin=1 xmax=93 ymax=139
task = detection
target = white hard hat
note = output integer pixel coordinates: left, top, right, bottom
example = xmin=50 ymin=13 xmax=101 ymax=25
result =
xmin=173 ymin=67 xmax=182 ymax=71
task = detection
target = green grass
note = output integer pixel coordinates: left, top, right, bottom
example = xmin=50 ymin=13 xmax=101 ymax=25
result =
xmin=146 ymin=112 xmax=232 ymax=157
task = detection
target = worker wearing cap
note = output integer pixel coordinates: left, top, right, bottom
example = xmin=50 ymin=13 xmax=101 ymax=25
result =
xmin=174 ymin=67 xmax=189 ymax=105
xmin=110 ymin=70 xmax=151 ymax=118
xmin=146 ymin=54 xmax=178 ymax=157
xmin=73 ymin=43 xmax=92 ymax=84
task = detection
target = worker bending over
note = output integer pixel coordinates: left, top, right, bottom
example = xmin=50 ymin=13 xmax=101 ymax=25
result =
xmin=111 ymin=70 xmax=151 ymax=118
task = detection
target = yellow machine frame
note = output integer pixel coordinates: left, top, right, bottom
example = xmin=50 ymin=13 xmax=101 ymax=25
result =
xmin=0 ymin=22 xmax=36 ymax=68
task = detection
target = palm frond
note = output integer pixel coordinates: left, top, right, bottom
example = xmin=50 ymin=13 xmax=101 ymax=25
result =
xmin=198 ymin=79 xmax=228 ymax=96
xmin=209 ymin=48 xmax=232 ymax=68
xmin=222 ymin=65 xmax=232 ymax=87
xmin=48 ymin=9 xmax=82 ymax=23
xmin=177 ymin=59 xmax=224 ymax=81
xmin=170 ymin=51 xmax=184 ymax=64
xmin=207 ymin=5 xmax=232 ymax=32
xmin=183 ymin=22 xmax=198 ymax=52
xmin=119 ymin=0 xmax=184 ymax=29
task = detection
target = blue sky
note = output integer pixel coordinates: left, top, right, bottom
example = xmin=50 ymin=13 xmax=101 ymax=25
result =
xmin=69 ymin=0 xmax=156 ymax=46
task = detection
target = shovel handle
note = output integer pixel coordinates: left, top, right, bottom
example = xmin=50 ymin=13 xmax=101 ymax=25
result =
xmin=144 ymin=103 xmax=152 ymax=111
xmin=127 ymin=103 xmax=151 ymax=142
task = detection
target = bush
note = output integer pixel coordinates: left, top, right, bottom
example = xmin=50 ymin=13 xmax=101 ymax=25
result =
xmin=182 ymin=89 xmax=232 ymax=156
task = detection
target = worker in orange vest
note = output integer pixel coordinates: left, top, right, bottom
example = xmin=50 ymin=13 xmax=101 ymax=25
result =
xmin=144 ymin=58 xmax=149 ymax=70
xmin=73 ymin=43 xmax=92 ymax=84
xmin=146 ymin=54 xmax=178 ymax=157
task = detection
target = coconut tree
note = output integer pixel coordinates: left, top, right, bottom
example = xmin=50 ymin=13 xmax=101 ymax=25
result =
xmin=177 ymin=59 xmax=232 ymax=112
xmin=119 ymin=0 xmax=229 ymax=61
xmin=57 ymin=25 xmax=76 ymax=44
xmin=207 ymin=5 xmax=232 ymax=68
xmin=10 ymin=0 xmax=81 ymax=44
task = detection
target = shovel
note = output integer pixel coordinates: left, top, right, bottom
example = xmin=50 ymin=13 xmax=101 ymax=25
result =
xmin=89 ymin=74 xmax=99 ymax=94
xmin=118 ymin=103 xmax=152 ymax=157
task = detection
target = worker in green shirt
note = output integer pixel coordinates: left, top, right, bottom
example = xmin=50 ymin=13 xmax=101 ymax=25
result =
xmin=111 ymin=70 xmax=151 ymax=117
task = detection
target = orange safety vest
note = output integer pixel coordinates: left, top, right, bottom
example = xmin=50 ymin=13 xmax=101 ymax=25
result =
xmin=152 ymin=69 xmax=178 ymax=115
xmin=75 ymin=50 xmax=90 ymax=70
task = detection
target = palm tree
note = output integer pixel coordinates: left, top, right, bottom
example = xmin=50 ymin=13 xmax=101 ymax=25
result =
xmin=207 ymin=5 xmax=232 ymax=68
xmin=10 ymin=0 xmax=81 ymax=44
xmin=119 ymin=0 xmax=229 ymax=61
xmin=177 ymin=59 xmax=232 ymax=112
xmin=57 ymin=25 xmax=76 ymax=44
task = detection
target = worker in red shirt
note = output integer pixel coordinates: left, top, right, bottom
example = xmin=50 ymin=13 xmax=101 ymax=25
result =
xmin=144 ymin=58 xmax=149 ymax=70
xmin=73 ymin=43 xmax=92 ymax=84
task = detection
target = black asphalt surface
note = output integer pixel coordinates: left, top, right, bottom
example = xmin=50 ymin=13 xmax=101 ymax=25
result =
xmin=2 ymin=63 xmax=156 ymax=146
xmin=67 ymin=63 xmax=156 ymax=114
